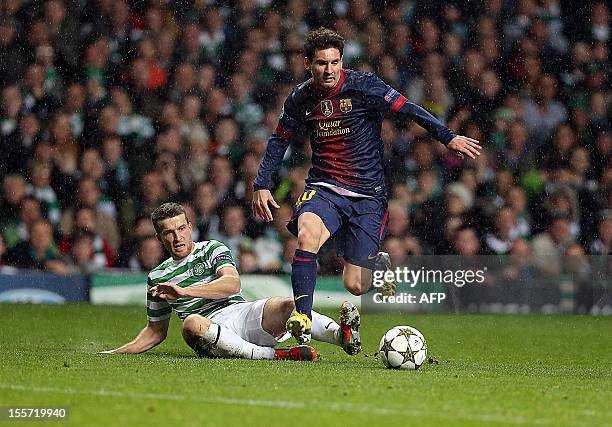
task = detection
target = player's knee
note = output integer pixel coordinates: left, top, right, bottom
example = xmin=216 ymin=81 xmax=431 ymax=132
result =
xmin=182 ymin=314 xmax=211 ymax=339
xmin=281 ymin=297 xmax=295 ymax=315
xmin=265 ymin=297 xmax=294 ymax=317
xmin=344 ymin=278 xmax=368 ymax=296
xmin=297 ymin=219 xmax=323 ymax=248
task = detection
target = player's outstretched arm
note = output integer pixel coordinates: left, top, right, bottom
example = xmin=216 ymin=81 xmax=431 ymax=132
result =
xmin=151 ymin=266 xmax=241 ymax=300
xmin=396 ymin=101 xmax=481 ymax=159
xmin=447 ymin=135 xmax=482 ymax=159
xmin=252 ymin=189 xmax=280 ymax=222
xmin=98 ymin=319 xmax=169 ymax=354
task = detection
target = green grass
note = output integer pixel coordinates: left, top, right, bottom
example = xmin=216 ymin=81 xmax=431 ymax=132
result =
xmin=1 ymin=305 xmax=611 ymax=427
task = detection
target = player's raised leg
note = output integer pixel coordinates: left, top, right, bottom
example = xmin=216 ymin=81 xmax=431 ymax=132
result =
xmin=343 ymin=253 xmax=396 ymax=297
xmin=337 ymin=200 xmax=396 ymax=296
xmin=286 ymin=212 xmax=331 ymax=343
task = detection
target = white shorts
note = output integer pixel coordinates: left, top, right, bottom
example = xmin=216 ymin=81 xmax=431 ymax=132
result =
xmin=208 ymin=298 xmax=278 ymax=347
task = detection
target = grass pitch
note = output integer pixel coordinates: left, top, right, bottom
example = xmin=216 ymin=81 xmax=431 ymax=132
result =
xmin=1 ymin=305 xmax=611 ymax=427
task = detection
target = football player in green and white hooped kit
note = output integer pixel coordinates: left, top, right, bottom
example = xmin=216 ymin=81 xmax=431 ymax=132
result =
xmin=99 ymin=202 xmax=362 ymax=361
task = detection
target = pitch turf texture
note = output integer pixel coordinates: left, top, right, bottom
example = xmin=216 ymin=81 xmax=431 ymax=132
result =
xmin=1 ymin=305 xmax=611 ymax=427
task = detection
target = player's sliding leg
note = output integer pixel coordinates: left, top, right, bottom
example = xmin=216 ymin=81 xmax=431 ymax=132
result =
xmin=264 ymin=296 xmax=338 ymax=346
xmin=182 ymin=314 xmax=315 ymax=361
xmin=287 ymin=212 xmax=331 ymax=343
xmin=310 ymin=310 xmax=340 ymax=345
xmin=311 ymin=303 xmax=361 ymax=355
xmin=265 ymin=297 xmax=360 ymax=355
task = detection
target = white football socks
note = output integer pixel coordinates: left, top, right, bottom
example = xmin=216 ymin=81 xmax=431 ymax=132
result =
xmin=311 ymin=311 xmax=341 ymax=345
xmin=202 ymin=323 xmax=275 ymax=360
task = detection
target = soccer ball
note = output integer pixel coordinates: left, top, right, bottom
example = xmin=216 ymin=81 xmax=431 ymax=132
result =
xmin=378 ymin=326 xmax=427 ymax=370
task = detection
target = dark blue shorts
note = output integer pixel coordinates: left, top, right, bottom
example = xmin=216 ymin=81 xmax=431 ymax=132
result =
xmin=287 ymin=185 xmax=389 ymax=266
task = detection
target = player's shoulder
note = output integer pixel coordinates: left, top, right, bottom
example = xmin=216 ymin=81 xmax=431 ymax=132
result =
xmin=198 ymin=239 xmax=230 ymax=257
xmin=287 ymin=78 xmax=313 ymax=102
xmin=344 ymin=69 xmax=386 ymax=89
xmin=148 ymin=256 xmax=174 ymax=279
xmin=344 ymin=70 xmax=396 ymax=100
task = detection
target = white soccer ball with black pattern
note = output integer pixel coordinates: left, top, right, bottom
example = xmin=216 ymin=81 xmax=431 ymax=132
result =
xmin=378 ymin=326 xmax=427 ymax=370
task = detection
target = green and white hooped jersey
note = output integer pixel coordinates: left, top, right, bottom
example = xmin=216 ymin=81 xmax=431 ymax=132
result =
xmin=146 ymin=240 xmax=246 ymax=322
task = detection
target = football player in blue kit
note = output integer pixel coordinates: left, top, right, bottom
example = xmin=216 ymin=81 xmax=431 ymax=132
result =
xmin=252 ymin=28 xmax=481 ymax=347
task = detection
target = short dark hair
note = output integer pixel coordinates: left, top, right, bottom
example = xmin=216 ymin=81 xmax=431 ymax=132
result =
xmin=150 ymin=202 xmax=187 ymax=233
xmin=303 ymin=27 xmax=344 ymax=61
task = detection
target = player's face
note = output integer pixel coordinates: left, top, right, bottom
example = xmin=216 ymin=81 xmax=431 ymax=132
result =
xmin=306 ymin=48 xmax=343 ymax=90
xmin=156 ymin=214 xmax=194 ymax=259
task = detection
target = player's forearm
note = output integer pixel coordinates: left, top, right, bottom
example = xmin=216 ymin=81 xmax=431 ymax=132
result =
xmin=399 ymin=102 xmax=456 ymax=145
xmin=108 ymin=326 xmax=166 ymax=354
xmin=253 ymin=136 xmax=290 ymax=190
xmin=182 ymin=274 xmax=241 ymax=299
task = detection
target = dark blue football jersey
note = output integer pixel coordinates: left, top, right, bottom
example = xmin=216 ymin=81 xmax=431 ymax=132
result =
xmin=254 ymin=69 xmax=455 ymax=197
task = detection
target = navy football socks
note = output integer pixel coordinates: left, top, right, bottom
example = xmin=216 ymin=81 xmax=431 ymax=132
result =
xmin=291 ymin=249 xmax=318 ymax=320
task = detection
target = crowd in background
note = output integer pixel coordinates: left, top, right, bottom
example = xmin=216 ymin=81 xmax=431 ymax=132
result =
xmin=0 ymin=0 xmax=610 ymax=277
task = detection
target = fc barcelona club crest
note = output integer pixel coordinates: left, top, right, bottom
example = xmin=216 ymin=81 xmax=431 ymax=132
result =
xmin=340 ymin=98 xmax=352 ymax=113
xmin=320 ymin=100 xmax=333 ymax=116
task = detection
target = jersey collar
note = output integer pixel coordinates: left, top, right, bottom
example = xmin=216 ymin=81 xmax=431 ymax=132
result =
xmin=311 ymin=68 xmax=345 ymax=99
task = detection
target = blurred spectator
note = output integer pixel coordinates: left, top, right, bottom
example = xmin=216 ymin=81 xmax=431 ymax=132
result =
xmin=128 ymin=235 xmax=164 ymax=272
xmin=252 ymin=202 xmax=294 ymax=273
xmin=210 ymin=204 xmax=252 ymax=270
xmin=589 ymin=211 xmax=611 ymax=255
xmin=179 ymin=128 xmax=210 ymax=193
xmin=452 ymin=226 xmax=482 ymax=257
xmin=27 ymin=160 xmax=61 ymax=225
xmin=484 ymin=207 xmax=520 ymax=255
xmin=59 ymin=206 xmax=115 ymax=268
xmin=193 ymin=181 xmax=220 ymax=239
xmin=0 ymin=233 xmax=7 ymax=266
xmin=59 ymin=177 xmax=120 ymax=251
xmin=133 ymin=171 xmax=168 ymax=219
xmin=522 ymin=74 xmax=567 ymax=147
xmin=499 ymin=120 xmax=537 ymax=176
xmin=0 ymin=174 xmax=28 ymax=230
xmin=208 ymin=156 xmax=235 ymax=205
xmin=532 ymin=213 xmax=576 ymax=275
xmin=65 ymin=231 xmax=106 ymax=274
xmin=101 ymin=136 xmax=130 ymax=203
xmin=0 ymin=0 xmax=608 ymax=276
xmin=505 ymin=185 xmax=532 ymax=238
xmin=0 ymin=17 xmax=25 ymax=86
xmin=4 ymin=219 xmax=67 ymax=273
xmin=2 ymin=196 xmax=43 ymax=249
xmin=500 ymin=239 xmax=536 ymax=284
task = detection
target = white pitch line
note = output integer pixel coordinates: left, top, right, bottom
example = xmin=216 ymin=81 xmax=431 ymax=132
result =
xmin=0 ymin=383 xmax=589 ymax=426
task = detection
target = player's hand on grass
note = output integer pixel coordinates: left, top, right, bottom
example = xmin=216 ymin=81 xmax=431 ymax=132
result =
xmin=252 ymin=189 xmax=280 ymax=222
xmin=149 ymin=282 xmax=185 ymax=301
xmin=447 ymin=136 xmax=481 ymax=159
xmin=97 ymin=350 xmax=116 ymax=355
